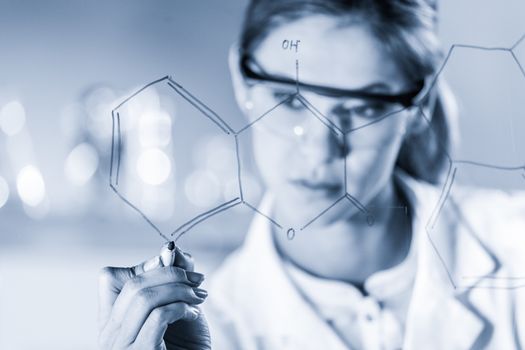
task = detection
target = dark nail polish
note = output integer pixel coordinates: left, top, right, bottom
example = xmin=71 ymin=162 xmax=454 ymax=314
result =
xmin=194 ymin=288 xmax=208 ymax=299
xmin=186 ymin=271 xmax=205 ymax=284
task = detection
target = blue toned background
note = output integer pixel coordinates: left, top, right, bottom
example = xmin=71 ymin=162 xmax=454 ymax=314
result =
xmin=0 ymin=0 xmax=524 ymax=348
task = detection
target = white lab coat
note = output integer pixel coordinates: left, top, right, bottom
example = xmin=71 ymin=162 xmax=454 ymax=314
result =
xmin=204 ymin=173 xmax=525 ymax=349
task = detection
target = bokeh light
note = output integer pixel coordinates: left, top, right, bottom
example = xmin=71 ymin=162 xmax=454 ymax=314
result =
xmin=139 ymin=110 xmax=172 ymax=148
xmin=0 ymin=100 xmax=26 ymax=136
xmin=0 ymin=175 xmax=10 ymax=208
xmin=184 ymin=170 xmax=221 ymax=207
xmin=140 ymin=188 xmax=175 ymax=221
xmin=204 ymin=136 xmax=237 ymax=179
xmin=293 ymin=125 xmax=304 ymax=136
xmin=85 ymin=86 xmax=117 ymax=140
xmin=224 ymin=171 xmax=262 ymax=201
xmin=136 ymin=148 xmax=172 ymax=185
xmin=16 ymin=165 xmax=46 ymax=207
xmin=124 ymin=88 xmax=161 ymax=132
xmin=64 ymin=143 xmax=100 ymax=186
xmin=5 ymin=129 xmax=35 ymax=170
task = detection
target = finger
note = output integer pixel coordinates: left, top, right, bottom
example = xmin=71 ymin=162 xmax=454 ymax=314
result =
xmin=98 ymin=266 xmax=136 ymax=330
xmin=173 ymin=250 xmax=206 ymax=297
xmin=109 ymin=266 xmax=188 ymax=323
xmin=113 ymin=283 xmax=207 ymax=347
xmin=98 ymin=257 xmax=162 ymax=330
xmin=159 ymin=242 xmax=195 ymax=273
xmin=142 ymin=255 xmax=163 ymax=273
xmin=133 ymin=303 xmax=199 ymax=350
xmin=160 ymin=242 xmax=176 ymax=267
xmin=174 ymin=246 xmax=195 ymax=272
xmin=102 ymin=266 xmax=203 ymax=342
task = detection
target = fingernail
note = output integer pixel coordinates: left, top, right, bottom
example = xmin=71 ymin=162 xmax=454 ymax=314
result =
xmin=186 ymin=271 xmax=205 ymax=284
xmin=193 ymin=288 xmax=208 ymax=299
xmin=187 ymin=306 xmax=200 ymax=320
xmin=143 ymin=256 xmax=161 ymax=272
xmin=160 ymin=245 xmax=176 ymax=267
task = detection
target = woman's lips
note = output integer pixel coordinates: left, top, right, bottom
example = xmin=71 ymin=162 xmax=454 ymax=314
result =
xmin=289 ymin=178 xmax=343 ymax=196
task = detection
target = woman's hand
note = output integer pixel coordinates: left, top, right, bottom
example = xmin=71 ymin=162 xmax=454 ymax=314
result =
xmin=98 ymin=246 xmax=211 ymax=350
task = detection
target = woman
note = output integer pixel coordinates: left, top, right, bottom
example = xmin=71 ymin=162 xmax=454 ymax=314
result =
xmin=98 ymin=1 xmax=525 ymax=349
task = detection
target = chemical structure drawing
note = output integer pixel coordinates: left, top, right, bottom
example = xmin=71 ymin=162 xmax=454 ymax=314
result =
xmin=109 ymin=34 xmax=525 ymax=289
xmin=236 ymin=53 xmax=420 ymax=235
xmin=421 ymin=32 xmax=525 ymax=290
xmin=110 ymin=49 xmax=415 ymax=243
xmin=109 ymin=66 xmax=378 ymax=243
xmin=236 ymin=63 xmax=351 ymax=235
xmin=110 ymin=76 xmax=241 ymax=243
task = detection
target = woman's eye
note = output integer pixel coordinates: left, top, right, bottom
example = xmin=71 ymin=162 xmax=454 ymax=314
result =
xmin=352 ymin=102 xmax=391 ymax=119
xmin=274 ymin=92 xmax=303 ymax=110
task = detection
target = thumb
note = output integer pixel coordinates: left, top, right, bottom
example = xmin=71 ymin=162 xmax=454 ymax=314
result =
xmin=98 ymin=256 xmax=161 ymax=329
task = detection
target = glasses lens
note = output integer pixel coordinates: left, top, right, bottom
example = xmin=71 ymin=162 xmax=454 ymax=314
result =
xmin=246 ymin=84 xmax=307 ymax=138
xmin=329 ymin=97 xmax=406 ymax=132
xmin=246 ymin=80 xmax=410 ymax=148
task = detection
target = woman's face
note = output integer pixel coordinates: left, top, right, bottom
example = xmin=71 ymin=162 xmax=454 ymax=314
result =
xmin=240 ymin=15 xmax=417 ymax=229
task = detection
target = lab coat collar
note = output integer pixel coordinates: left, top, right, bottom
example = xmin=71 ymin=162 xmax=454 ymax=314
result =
xmin=241 ymin=199 xmax=350 ymax=349
xmin=396 ymin=172 xmax=497 ymax=349
xmin=241 ymin=172 xmax=497 ymax=349
xmin=395 ymin=171 xmax=498 ymax=289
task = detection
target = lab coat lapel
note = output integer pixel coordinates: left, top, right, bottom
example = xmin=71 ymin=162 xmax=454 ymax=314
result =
xmin=242 ymin=174 xmax=499 ymax=349
xmin=242 ymin=204 xmax=350 ymax=350
xmin=399 ymin=174 xmax=497 ymax=349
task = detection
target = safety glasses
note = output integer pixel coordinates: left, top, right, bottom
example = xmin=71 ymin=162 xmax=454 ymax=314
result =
xmin=240 ymin=53 xmax=425 ymax=108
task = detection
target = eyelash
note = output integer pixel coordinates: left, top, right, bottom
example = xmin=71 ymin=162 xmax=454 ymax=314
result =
xmin=341 ymin=102 xmax=391 ymax=119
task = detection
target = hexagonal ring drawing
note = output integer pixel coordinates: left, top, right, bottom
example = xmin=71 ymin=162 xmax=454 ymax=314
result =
xmin=109 ymin=76 xmax=242 ymax=242
xmin=234 ymin=59 xmax=383 ymax=238
xmin=421 ymin=34 xmax=525 ymax=289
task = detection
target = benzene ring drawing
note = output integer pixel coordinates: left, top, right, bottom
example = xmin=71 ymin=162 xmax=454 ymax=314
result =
xmin=109 ymin=76 xmax=241 ymax=242
xmin=422 ymin=34 xmax=525 ymax=290
xmin=109 ymin=56 xmax=419 ymax=242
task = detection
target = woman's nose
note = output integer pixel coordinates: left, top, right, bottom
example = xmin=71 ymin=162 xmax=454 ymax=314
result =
xmin=297 ymin=114 xmax=347 ymax=165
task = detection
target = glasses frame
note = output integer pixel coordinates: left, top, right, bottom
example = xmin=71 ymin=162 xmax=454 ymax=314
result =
xmin=239 ymin=53 xmax=426 ymax=108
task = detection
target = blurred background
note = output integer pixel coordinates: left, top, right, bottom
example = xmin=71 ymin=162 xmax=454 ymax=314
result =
xmin=0 ymin=0 xmax=524 ymax=348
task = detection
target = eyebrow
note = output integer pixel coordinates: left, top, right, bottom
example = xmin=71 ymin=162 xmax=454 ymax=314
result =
xmin=240 ymin=53 xmax=424 ymax=107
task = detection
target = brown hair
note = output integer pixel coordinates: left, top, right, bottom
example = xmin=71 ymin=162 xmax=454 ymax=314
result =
xmin=239 ymin=0 xmax=453 ymax=184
